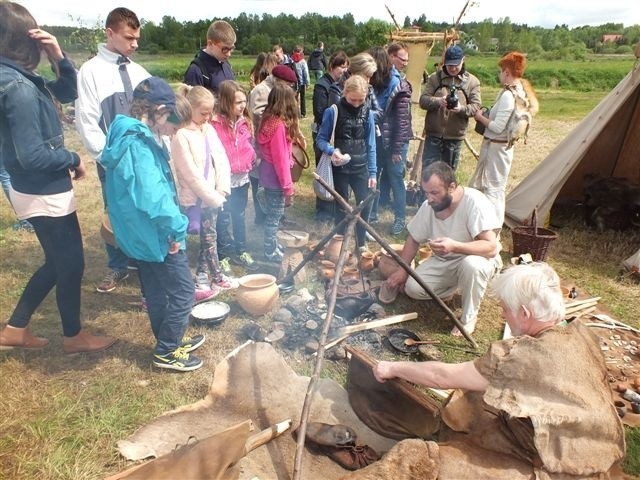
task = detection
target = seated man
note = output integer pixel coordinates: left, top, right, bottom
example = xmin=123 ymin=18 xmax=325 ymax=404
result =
xmin=370 ymin=262 xmax=625 ymax=479
xmin=385 ymin=161 xmax=501 ymax=335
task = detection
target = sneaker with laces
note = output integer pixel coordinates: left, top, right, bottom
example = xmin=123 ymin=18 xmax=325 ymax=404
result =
xmin=195 ymin=272 xmax=211 ymax=291
xmin=180 ymin=334 xmax=205 ymax=353
xmin=219 ymin=257 xmax=233 ymax=275
xmin=264 ymin=249 xmax=284 ymax=263
xmin=96 ymin=269 xmax=129 ymax=293
xmin=232 ymin=252 xmax=259 ymax=271
xmin=153 ymin=347 xmax=203 ymax=372
xmin=213 ymin=274 xmax=239 ymax=290
xmin=194 ymin=289 xmax=217 ymax=304
xmin=390 ymin=219 xmax=405 ymax=236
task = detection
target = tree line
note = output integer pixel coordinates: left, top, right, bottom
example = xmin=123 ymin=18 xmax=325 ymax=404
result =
xmin=47 ymin=12 xmax=640 ymax=60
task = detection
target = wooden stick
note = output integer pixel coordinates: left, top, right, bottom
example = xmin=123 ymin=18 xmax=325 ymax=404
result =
xmin=244 ymin=419 xmax=292 ymax=454
xmin=292 ymin=217 xmax=358 ymax=480
xmin=567 ymin=306 xmax=597 ymax=321
xmin=337 ymin=312 xmax=418 ymax=336
xmin=564 ymin=296 xmax=601 ymax=310
xmin=565 ymin=301 xmax=599 ymax=316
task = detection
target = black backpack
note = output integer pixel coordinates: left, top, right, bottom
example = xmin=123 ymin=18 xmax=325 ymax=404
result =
xmin=183 ymin=53 xmax=221 ymax=91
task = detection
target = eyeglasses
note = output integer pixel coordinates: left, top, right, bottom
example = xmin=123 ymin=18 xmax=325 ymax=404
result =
xmin=218 ymin=44 xmax=235 ymax=54
xmin=394 ymin=54 xmax=409 ymax=63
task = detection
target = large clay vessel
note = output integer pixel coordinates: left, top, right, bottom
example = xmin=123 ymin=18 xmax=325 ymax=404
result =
xmin=236 ymin=274 xmax=279 ymax=316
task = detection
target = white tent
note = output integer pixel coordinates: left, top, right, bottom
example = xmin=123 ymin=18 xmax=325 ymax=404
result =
xmin=504 ymin=63 xmax=640 ymax=228
xmin=623 ymin=247 xmax=640 ymax=273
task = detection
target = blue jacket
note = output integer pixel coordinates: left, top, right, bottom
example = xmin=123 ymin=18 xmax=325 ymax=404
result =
xmin=101 ymin=114 xmax=187 ymax=262
xmin=0 ymin=56 xmax=80 ymax=195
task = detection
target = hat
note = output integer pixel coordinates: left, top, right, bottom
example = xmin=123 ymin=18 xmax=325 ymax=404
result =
xmin=444 ymin=45 xmax=464 ymax=66
xmin=272 ymin=65 xmax=297 ymax=84
xmin=133 ymin=76 xmax=176 ymax=111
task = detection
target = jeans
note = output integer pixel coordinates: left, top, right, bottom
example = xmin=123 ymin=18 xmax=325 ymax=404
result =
xmin=216 ymin=205 xmax=233 ymax=257
xmin=297 ymin=84 xmax=307 ymax=116
xmin=8 ymin=212 xmax=84 ymax=337
xmin=138 ymin=250 xmax=194 ymax=355
xmin=310 ymin=70 xmax=323 ymax=82
xmin=1 ymin=167 xmax=33 ymax=229
xmin=333 ymin=164 xmax=372 ymax=248
xmin=262 ymin=187 xmax=285 ymax=254
xmin=368 ymin=137 xmax=387 ymax=222
xmin=97 ymin=162 xmax=129 ymax=272
xmin=421 ymin=136 xmax=464 ymax=171
xmin=385 ymin=143 xmax=409 ymax=222
xmin=227 ymin=183 xmax=249 ymax=254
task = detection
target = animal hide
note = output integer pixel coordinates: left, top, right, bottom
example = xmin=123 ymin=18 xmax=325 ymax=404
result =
xmin=114 ymin=342 xmax=396 ymax=479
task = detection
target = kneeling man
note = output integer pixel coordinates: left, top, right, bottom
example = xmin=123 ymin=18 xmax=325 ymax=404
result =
xmin=386 ymin=161 xmax=501 ymax=335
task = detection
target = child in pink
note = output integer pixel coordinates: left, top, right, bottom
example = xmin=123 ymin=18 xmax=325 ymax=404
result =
xmin=211 ymin=80 xmax=258 ymax=272
xmin=257 ymin=82 xmax=305 ymax=262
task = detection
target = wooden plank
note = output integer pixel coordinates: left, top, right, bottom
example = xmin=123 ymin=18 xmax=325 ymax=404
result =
xmin=337 ymin=312 xmax=418 ymax=336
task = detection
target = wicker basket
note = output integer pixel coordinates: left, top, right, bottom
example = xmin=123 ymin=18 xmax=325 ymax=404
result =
xmin=511 ymin=210 xmax=558 ymax=262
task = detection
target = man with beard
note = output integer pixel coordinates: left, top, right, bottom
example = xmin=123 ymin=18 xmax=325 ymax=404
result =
xmin=384 ymin=161 xmax=501 ymax=336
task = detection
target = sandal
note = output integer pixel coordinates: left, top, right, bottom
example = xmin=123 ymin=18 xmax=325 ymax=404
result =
xmin=324 ymin=444 xmax=380 ymax=470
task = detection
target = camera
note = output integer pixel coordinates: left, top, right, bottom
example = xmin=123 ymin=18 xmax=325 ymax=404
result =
xmin=446 ymin=85 xmax=459 ymax=110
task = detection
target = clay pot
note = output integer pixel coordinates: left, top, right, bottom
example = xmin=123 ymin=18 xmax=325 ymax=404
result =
xmin=343 ymin=266 xmax=359 ymax=280
xmin=359 ymin=251 xmax=376 ymax=272
xmin=325 ymin=235 xmax=344 ymax=262
xmin=418 ymin=246 xmax=432 ymax=262
xmin=377 ymin=244 xmax=407 ymax=279
xmin=236 ymin=274 xmax=280 ymax=316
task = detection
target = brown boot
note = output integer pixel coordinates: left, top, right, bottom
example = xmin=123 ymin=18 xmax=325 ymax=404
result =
xmin=63 ymin=329 xmax=116 ymax=354
xmin=0 ymin=324 xmax=49 ymax=350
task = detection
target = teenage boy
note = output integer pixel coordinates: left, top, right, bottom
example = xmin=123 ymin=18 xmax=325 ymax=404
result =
xmin=75 ymin=7 xmax=150 ymax=294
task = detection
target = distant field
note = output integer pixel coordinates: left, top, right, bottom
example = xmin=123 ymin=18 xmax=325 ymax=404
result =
xmin=60 ymin=51 xmax=635 ymax=93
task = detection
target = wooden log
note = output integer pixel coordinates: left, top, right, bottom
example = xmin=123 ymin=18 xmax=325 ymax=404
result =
xmin=564 ymin=296 xmax=601 ymax=310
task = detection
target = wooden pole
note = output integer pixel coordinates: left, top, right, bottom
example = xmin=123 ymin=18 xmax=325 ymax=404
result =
xmin=313 ymin=173 xmax=478 ymax=348
xmin=292 ymin=217 xmax=358 ymax=480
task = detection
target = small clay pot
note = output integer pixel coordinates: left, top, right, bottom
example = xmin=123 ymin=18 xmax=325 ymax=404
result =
xmin=325 ymin=235 xmax=344 ymax=263
xmin=236 ymin=274 xmax=280 ymax=316
xmin=359 ymin=251 xmax=375 ymax=272
xmin=320 ymin=268 xmax=335 ymax=280
xmin=418 ymin=246 xmax=432 ymax=261
xmin=343 ymin=266 xmax=359 ymax=280
xmin=377 ymin=244 xmax=406 ymax=279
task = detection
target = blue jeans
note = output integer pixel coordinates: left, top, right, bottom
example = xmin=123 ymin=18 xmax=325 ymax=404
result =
xmin=421 ymin=136 xmax=463 ymax=171
xmin=333 ymin=164 xmax=372 ymax=248
xmin=138 ymin=250 xmax=194 ymax=355
xmin=384 ymin=143 xmax=409 ymax=222
xmin=227 ymin=183 xmax=249 ymax=254
xmin=262 ymin=187 xmax=285 ymax=254
xmin=97 ymin=163 xmax=129 ymax=272
xmin=250 ymin=175 xmax=266 ymax=224
xmin=8 ymin=212 xmax=84 ymax=337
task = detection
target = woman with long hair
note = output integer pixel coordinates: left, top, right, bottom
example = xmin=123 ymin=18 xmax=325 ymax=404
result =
xmin=0 ymin=2 xmax=115 ymax=353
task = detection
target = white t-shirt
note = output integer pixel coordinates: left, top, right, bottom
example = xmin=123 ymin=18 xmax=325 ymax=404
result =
xmin=407 ymin=187 xmax=501 ymax=261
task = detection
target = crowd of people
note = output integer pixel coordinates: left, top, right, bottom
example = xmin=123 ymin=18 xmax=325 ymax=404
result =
xmin=1 ymin=3 xmax=543 ymax=365
xmin=0 ymin=3 xmax=628 ymax=475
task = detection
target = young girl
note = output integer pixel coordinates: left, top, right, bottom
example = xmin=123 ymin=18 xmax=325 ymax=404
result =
xmin=170 ymin=84 xmax=235 ymax=295
xmin=257 ymin=82 xmax=305 ymax=262
xmin=211 ymin=80 xmax=258 ymax=271
xmin=316 ymin=74 xmax=377 ymax=251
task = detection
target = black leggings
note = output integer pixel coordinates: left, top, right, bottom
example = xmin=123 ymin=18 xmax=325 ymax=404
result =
xmin=8 ymin=212 xmax=84 ymax=337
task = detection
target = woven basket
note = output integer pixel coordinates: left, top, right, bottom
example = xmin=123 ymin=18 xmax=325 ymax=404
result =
xmin=511 ymin=210 xmax=558 ymax=262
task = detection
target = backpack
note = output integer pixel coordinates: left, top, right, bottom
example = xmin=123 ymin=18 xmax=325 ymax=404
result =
xmin=503 ymin=85 xmax=534 ymax=149
xmin=183 ymin=53 xmax=221 ymax=92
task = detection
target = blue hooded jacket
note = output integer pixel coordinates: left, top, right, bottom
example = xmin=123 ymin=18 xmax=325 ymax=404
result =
xmin=101 ymin=114 xmax=187 ymax=262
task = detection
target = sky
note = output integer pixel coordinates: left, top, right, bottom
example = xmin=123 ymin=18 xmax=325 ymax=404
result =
xmin=19 ymin=0 xmax=640 ymax=30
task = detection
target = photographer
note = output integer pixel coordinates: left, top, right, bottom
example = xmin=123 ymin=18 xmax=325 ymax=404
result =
xmin=419 ymin=45 xmax=482 ymax=171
